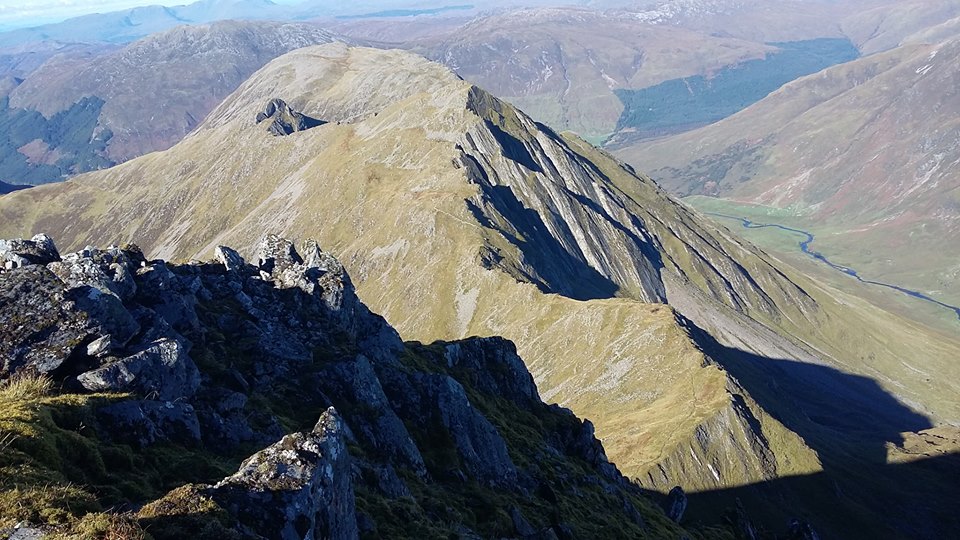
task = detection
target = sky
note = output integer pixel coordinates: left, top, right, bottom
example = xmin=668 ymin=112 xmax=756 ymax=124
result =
xmin=0 ymin=0 xmax=300 ymax=29
xmin=0 ymin=0 xmax=185 ymax=28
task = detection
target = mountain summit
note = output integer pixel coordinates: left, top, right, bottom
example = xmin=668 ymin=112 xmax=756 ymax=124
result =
xmin=2 ymin=43 xmax=958 ymax=537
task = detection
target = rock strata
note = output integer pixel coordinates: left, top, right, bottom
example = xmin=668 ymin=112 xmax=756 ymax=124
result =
xmin=256 ymin=98 xmax=324 ymax=136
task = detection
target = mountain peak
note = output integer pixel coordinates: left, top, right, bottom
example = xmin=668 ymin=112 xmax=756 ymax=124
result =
xmin=198 ymin=44 xmax=467 ymax=132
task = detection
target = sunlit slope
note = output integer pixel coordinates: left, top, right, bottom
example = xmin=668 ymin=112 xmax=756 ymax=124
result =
xmin=617 ymin=33 xmax=960 ymax=310
xmin=2 ymin=44 xmax=957 ymax=494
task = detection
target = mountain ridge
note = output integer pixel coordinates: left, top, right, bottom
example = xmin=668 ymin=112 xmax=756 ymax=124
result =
xmin=2 ymin=43 xmax=958 ymax=537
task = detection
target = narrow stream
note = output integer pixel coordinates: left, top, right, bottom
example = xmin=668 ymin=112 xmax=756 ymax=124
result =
xmin=707 ymin=213 xmax=960 ymax=321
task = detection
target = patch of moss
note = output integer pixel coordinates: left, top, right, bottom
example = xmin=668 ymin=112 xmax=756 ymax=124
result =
xmin=137 ymin=485 xmax=242 ymax=540
xmin=0 ymin=389 xmax=236 ymax=535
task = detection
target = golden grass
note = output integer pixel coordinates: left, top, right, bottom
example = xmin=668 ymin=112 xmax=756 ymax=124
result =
xmin=0 ymin=373 xmax=53 ymax=404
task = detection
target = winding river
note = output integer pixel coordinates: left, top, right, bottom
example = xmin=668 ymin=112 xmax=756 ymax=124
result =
xmin=707 ymin=213 xmax=960 ymax=321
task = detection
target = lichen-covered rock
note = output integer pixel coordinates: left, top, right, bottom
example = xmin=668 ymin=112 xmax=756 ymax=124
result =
xmin=209 ymin=407 xmax=358 ymax=540
xmin=0 ymin=265 xmax=95 ymax=375
xmin=67 ymin=286 xmax=140 ymax=346
xmin=77 ymin=338 xmax=200 ymax=400
xmin=0 ymin=234 xmax=60 ymax=268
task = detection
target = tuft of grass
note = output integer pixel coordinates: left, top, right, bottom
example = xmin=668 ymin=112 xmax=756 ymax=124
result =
xmin=56 ymin=512 xmax=145 ymax=540
xmin=0 ymin=373 xmax=53 ymax=403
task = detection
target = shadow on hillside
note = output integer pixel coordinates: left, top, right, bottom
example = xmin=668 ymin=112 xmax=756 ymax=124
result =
xmin=673 ymin=317 xmax=960 ymax=539
xmin=463 ymin=166 xmax=621 ymax=301
xmin=682 ymin=453 xmax=960 ymax=539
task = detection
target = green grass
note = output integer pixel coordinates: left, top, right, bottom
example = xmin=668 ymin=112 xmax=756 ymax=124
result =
xmin=684 ymin=195 xmax=960 ymax=334
xmin=0 ymin=375 xmax=236 ymax=536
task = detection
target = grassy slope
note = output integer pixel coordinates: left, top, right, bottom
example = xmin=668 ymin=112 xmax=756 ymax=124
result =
xmin=615 ymin=37 xmax=960 ymax=309
xmin=0 ymin=46 xmax=816 ymax=493
xmin=1 ymin=46 xmax=958 ymax=514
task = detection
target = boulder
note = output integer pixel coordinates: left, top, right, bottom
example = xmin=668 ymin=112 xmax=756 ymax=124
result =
xmin=256 ymin=234 xmax=302 ymax=276
xmin=215 ymin=246 xmax=247 ymax=272
xmin=77 ymin=338 xmax=200 ymax=400
xmin=0 ymin=234 xmax=60 ymax=268
xmin=666 ymin=486 xmax=688 ymax=523
xmin=0 ymin=265 xmax=95 ymax=376
xmin=209 ymin=407 xmax=358 ymax=540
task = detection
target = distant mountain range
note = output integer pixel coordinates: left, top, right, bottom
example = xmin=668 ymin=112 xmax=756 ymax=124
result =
xmin=4 ymin=0 xmax=956 ymax=189
xmin=616 ymin=21 xmax=960 ymax=318
xmin=0 ymin=20 xmax=341 ymax=186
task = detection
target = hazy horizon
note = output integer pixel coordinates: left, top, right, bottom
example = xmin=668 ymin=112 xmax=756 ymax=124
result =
xmin=0 ymin=0 xmax=306 ymax=30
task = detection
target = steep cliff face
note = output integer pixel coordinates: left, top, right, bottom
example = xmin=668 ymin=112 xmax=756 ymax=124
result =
xmin=0 ymin=234 xmax=704 ymax=539
xmin=0 ymin=46 xmax=956 ymax=536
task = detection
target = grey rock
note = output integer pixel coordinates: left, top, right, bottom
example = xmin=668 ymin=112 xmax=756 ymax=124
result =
xmin=85 ymin=335 xmax=113 ymax=357
xmin=0 ymin=265 xmax=95 ymax=375
xmin=108 ymin=262 xmax=138 ymax=301
xmin=552 ymin=523 xmax=575 ymax=540
xmin=538 ymin=529 xmax=560 ymax=540
xmin=256 ymin=234 xmax=302 ymax=276
xmin=210 ymin=407 xmax=358 ymax=540
xmin=67 ymin=285 xmax=140 ymax=347
xmin=509 ymin=505 xmax=537 ymax=537
xmin=733 ymin=499 xmax=758 ymax=540
xmin=373 ymin=464 xmax=411 ymax=499
xmin=666 ymin=486 xmax=687 ymax=523
xmin=98 ymin=399 xmax=201 ymax=447
xmin=49 ymin=255 xmax=119 ymax=297
xmin=256 ymin=98 xmax=324 ymax=136
xmin=6 ymin=523 xmax=46 ymax=540
xmin=443 ymin=337 xmax=540 ymax=407
xmin=215 ymin=245 xmax=246 ymax=272
xmin=195 ymin=389 xmax=255 ymax=447
xmin=621 ymin=494 xmax=646 ymax=528
xmin=318 ymin=356 xmax=427 ymax=477
xmin=0 ymin=234 xmax=60 ymax=267
xmin=386 ymin=370 xmax=517 ymax=486
xmin=4 ymin=254 xmax=29 ymax=270
xmin=77 ymin=338 xmax=200 ymax=400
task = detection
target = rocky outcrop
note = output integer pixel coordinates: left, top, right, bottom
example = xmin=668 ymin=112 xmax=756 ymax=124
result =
xmin=209 ymin=408 xmax=357 ymax=540
xmin=1 ymin=234 xmax=684 ymax=539
xmin=665 ymin=486 xmax=687 ymax=523
xmin=256 ymin=98 xmax=324 ymax=136
xmin=0 ymin=234 xmax=59 ymax=268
